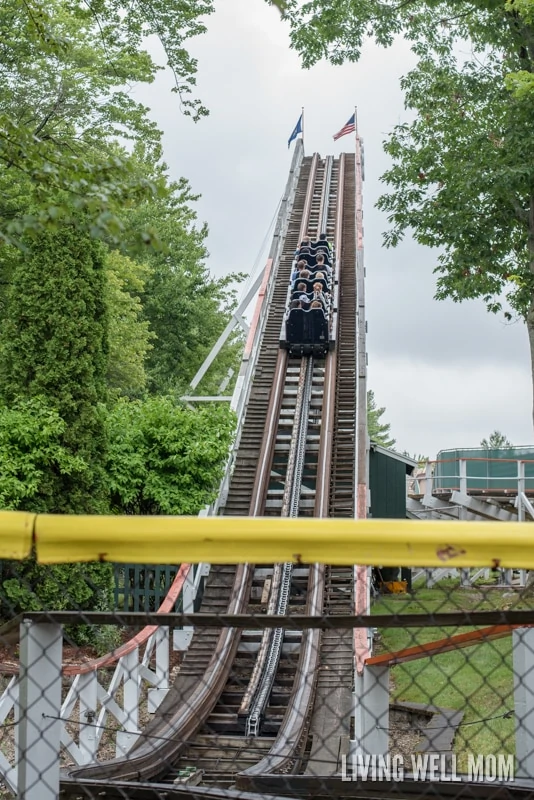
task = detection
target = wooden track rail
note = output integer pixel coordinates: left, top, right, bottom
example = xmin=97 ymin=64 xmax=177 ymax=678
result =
xmin=65 ymin=150 xmax=360 ymax=792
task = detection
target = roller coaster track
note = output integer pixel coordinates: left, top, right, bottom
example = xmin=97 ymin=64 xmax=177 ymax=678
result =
xmin=67 ymin=144 xmax=361 ymax=792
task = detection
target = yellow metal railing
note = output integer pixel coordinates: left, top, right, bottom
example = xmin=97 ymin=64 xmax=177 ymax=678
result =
xmin=1 ymin=510 xmax=533 ymax=567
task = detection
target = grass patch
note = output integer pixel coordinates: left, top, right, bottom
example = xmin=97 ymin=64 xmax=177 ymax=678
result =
xmin=371 ymin=584 xmax=532 ymax=768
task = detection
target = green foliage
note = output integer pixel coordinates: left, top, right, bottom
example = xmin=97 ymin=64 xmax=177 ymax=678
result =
xmin=122 ymin=164 xmax=246 ymax=395
xmin=368 ymin=389 xmax=396 ymax=448
xmin=481 ymin=430 xmax=513 ymax=448
xmin=280 ymin=1 xmax=519 ymax=70
xmin=280 ymin=0 xmax=534 ymax=422
xmin=106 ymin=396 xmax=236 ymax=514
xmin=0 ymin=559 xmax=113 ymax=630
xmin=0 ymin=395 xmax=115 ymax=633
xmin=105 ymin=251 xmax=155 ymax=397
xmin=0 ymin=224 xmax=109 ymax=512
xmin=377 ymin=50 xmax=534 ymax=322
xmin=0 ymin=398 xmax=91 ymax=512
xmin=0 ymin=0 xmax=213 ymax=245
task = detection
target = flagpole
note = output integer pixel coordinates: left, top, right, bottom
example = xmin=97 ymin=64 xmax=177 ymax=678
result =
xmin=301 ymin=106 xmax=305 ymax=154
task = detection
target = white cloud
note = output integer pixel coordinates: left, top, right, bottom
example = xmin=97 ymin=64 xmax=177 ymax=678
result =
xmin=369 ymin=357 xmax=532 ymax=458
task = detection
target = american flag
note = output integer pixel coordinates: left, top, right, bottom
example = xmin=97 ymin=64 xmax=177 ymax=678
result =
xmin=333 ymin=113 xmax=356 ymax=141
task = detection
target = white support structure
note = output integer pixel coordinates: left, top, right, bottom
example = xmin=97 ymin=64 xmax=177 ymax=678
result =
xmin=451 ymin=491 xmax=516 ymax=522
xmin=187 ymin=139 xmax=304 ymax=404
xmin=0 ymin=562 xmax=211 ymax=788
xmin=116 ymin=648 xmax=141 ymax=756
xmin=18 ymin=620 xmax=63 ymax=800
xmin=409 ymin=455 xmax=531 ymax=588
xmin=187 ymin=277 xmax=264 ymax=392
xmin=352 ymin=666 xmax=389 ymax=762
xmin=514 ymin=627 xmax=534 ymax=779
xmin=146 ymin=626 xmax=170 ymax=713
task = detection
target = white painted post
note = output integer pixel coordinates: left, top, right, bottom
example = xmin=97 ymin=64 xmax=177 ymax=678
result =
xmin=148 ymin=627 xmax=170 ymax=713
xmin=18 ymin=620 xmax=63 ymax=800
xmin=174 ymin=565 xmax=196 ymax=651
xmin=518 ymin=461 xmax=525 ymax=523
xmin=423 ymin=460 xmax=433 ymax=506
xmin=116 ymin=647 xmax=141 ymax=756
xmin=459 ymin=458 xmax=467 ymax=504
xmin=351 ymin=666 xmax=389 ymax=765
xmin=423 ymin=464 xmax=435 ymax=589
xmin=514 ymin=628 xmax=534 ymax=778
xmin=459 ymin=460 xmax=471 ymax=587
xmin=78 ymin=671 xmax=98 ymax=763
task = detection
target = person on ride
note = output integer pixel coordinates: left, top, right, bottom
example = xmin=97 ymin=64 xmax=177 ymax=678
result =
xmin=315 ymin=253 xmax=331 ymax=275
xmin=312 ymin=281 xmax=328 ymax=307
xmin=292 ymin=259 xmax=307 ymax=280
xmin=298 ymin=246 xmax=314 ymax=268
xmin=315 ymin=232 xmax=330 ymax=251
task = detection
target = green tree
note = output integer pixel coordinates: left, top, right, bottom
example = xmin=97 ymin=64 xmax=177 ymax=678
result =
xmin=0 ymin=0 xmax=213 ymax=245
xmin=106 ymin=396 xmax=235 ymax=515
xmin=105 ymin=251 xmax=155 ymax=397
xmin=279 ymin=0 xmax=534 ymax=424
xmin=481 ymin=430 xmax=513 ymax=448
xmin=0 ymin=398 xmax=114 ymax=639
xmin=0 ymin=224 xmax=109 ymax=511
xmin=367 ymin=389 xmax=396 ymax=448
xmin=0 ymin=397 xmax=89 ymax=512
xmin=122 ymin=164 xmax=246 ymax=395
xmin=0 ymin=224 xmax=113 ymax=637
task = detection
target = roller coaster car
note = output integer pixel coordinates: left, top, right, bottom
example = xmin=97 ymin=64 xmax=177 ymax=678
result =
xmin=281 ymin=308 xmax=331 ymax=357
xmin=291 ymin=277 xmax=330 ymax=293
xmin=299 ymin=252 xmax=332 ymax=268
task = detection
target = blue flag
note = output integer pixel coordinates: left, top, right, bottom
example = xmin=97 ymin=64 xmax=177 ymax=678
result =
xmin=288 ymin=114 xmax=303 ymax=149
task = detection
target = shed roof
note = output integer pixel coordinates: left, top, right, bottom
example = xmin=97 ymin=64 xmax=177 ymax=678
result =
xmin=370 ymin=442 xmax=418 ymax=473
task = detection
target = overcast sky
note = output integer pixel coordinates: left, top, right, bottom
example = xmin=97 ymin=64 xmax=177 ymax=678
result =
xmin=135 ymin=0 xmax=532 ymax=459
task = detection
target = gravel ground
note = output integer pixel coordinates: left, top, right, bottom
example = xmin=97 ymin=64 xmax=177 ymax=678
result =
xmin=389 ymin=718 xmax=424 ymax=760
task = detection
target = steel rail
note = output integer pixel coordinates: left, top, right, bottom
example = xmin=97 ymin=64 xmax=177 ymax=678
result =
xmin=61 ymin=777 xmax=300 ymax=800
xmin=318 ymin=155 xmax=333 ymax=237
xmin=4 ymin=609 xmax=534 ymax=632
xmin=242 ymin=153 xmax=322 ymax=729
xmin=244 ymin=358 xmax=314 ymax=736
xmin=241 ymin=154 xmax=329 ymax=740
xmin=70 ymin=153 xmax=344 ymax=787
xmin=237 ymin=562 xmax=325 ymax=783
xmin=239 ymin=359 xmax=310 ymax=726
xmin=249 ymin=152 xmax=318 ymax=517
xmin=248 ymin=347 xmax=288 ymax=517
xmin=239 ymin=156 xmax=341 ymax=778
xmin=315 ymin=153 xmax=344 ymax=518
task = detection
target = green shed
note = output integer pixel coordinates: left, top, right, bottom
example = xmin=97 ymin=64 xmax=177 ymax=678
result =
xmin=369 ymin=443 xmax=417 ymax=519
xmin=369 ymin=444 xmax=418 ymax=590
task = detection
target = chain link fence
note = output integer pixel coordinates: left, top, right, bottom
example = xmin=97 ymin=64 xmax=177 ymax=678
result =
xmin=0 ymin=515 xmax=533 ymax=798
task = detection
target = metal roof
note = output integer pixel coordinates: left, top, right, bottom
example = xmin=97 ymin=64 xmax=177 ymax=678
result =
xmin=370 ymin=442 xmax=418 ymax=471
